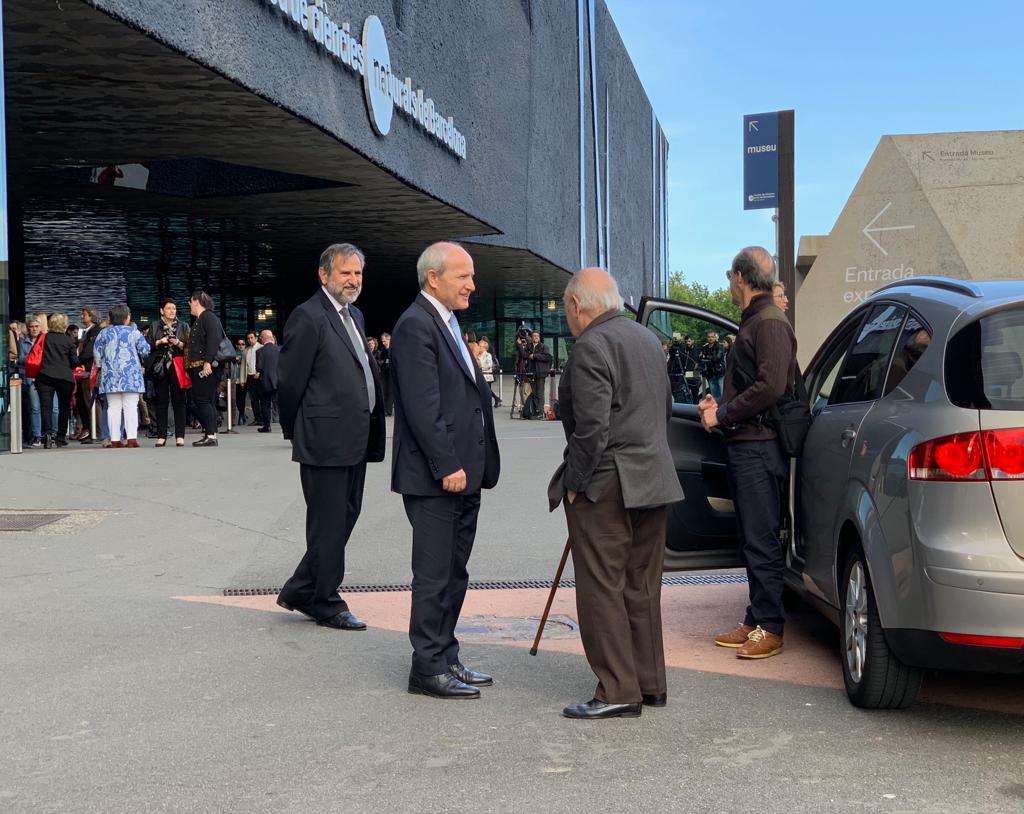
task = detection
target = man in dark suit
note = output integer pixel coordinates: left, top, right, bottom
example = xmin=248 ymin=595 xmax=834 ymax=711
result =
xmin=276 ymin=243 xmax=386 ymax=631
xmin=254 ymin=329 xmax=280 ymax=433
xmin=72 ymin=307 xmax=100 ymax=442
xmin=391 ymin=242 xmax=501 ymax=700
xmin=548 ymin=267 xmax=684 ymax=720
xmin=527 ymin=331 xmax=552 ymax=412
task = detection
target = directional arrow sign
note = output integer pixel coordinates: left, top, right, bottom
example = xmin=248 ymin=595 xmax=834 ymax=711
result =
xmin=863 ymin=201 xmax=915 ymax=256
xmin=748 ymin=120 xmax=759 ymax=132
xmin=743 ymin=112 xmax=778 ymax=209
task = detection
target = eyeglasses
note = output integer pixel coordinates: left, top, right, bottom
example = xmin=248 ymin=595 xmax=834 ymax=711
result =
xmin=725 ymin=269 xmax=734 ymax=280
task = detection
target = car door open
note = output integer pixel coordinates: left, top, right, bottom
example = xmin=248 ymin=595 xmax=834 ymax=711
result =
xmin=638 ymin=297 xmax=743 ymax=571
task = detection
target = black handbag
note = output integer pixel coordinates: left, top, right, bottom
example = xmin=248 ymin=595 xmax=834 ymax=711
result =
xmin=214 ymin=335 xmax=236 ymax=365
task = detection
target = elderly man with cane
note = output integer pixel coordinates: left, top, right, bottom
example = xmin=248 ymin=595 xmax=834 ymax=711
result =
xmin=547 ymin=268 xmax=683 ymax=719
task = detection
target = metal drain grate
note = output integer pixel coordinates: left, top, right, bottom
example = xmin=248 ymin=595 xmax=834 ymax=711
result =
xmin=223 ymin=573 xmax=746 ymax=596
xmin=0 ymin=513 xmax=69 ymax=532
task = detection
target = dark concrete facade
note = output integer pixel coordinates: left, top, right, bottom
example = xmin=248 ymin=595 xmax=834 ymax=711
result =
xmin=4 ymin=0 xmax=667 ymax=348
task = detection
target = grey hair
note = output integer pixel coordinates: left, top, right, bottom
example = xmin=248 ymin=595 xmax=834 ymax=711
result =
xmin=47 ymin=312 xmax=69 ymax=333
xmin=81 ymin=306 xmax=100 ymax=323
xmin=319 ymin=243 xmax=365 ymax=274
xmin=109 ymin=303 xmax=131 ymax=325
xmin=416 ymin=241 xmax=463 ymax=288
xmin=731 ymin=246 xmax=775 ymax=292
xmin=564 ymin=271 xmax=624 ymax=313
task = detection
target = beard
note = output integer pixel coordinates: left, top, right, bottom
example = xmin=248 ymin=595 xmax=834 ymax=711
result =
xmin=326 ymin=281 xmax=361 ymax=304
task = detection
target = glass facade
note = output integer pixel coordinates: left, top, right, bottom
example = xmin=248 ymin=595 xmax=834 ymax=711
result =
xmin=0 ymin=3 xmax=11 ymax=452
xmin=461 ymin=295 xmax=572 ymax=373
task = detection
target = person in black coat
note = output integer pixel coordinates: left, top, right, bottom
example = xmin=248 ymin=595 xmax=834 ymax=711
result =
xmin=254 ymin=329 xmax=280 ymax=432
xmin=35 ymin=312 xmax=79 ymax=447
xmin=185 ymin=290 xmax=226 ymax=447
xmin=528 ymin=331 xmax=553 ymax=409
xmin=147 ymin=298 xmax=190 ymax=446
xmin=276 ymin=243 xmax=386 ymax=630
xmin=391 ymin=242 xmax=501 ymax=700
xmin=376 ymin=332 xmax=393 ymax=416
xmin=72 ymin=307 xmax=100 ymax=441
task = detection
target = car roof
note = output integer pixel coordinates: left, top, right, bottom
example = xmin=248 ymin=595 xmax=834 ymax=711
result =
xmin=871 ymin=277 xmax=1024 ymax=306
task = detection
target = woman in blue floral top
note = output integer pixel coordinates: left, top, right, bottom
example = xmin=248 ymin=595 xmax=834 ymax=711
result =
xmin=92 ymin=303 xmax=151 ymax=448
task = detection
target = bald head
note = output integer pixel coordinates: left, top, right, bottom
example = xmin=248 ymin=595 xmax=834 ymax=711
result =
xmin=417 ymin=241 xmax=476 ymax=311
xmin=564 ymin=267 xmax=624 ymax=336
xmin=731 ymin=246 xmax=775 ymax=292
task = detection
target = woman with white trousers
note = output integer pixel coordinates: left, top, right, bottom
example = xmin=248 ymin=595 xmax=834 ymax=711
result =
xmin=92 ymin=303 xmax=151 ymax=448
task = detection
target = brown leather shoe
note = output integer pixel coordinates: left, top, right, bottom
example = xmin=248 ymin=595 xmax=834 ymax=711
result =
xmin=714 ymin=623 xmax=755 ymax=648
xmin=736 ymin=626 xmax=784 ymax=659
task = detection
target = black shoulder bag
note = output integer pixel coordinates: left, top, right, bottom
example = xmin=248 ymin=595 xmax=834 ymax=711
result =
xmin=731 ymin=312 xmax=811 ymax=458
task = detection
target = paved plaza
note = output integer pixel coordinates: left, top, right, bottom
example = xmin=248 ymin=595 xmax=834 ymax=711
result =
xmin=2 ymin=414 xmax=1022 ymax=813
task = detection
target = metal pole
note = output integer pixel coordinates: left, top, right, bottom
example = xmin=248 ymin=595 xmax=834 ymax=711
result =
xmin=224 ymin=362 xmax=236 ymax=433
xmin=88 ymin=395 xmax=98 ymax=444
xmin=497 ymin=368 xmax=503 ymax=402
xmin=9 ymin=375 xmax=23 ymax=454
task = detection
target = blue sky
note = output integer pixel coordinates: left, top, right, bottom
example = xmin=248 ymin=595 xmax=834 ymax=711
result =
xmin=606 ymin=0 xmax=1024 ymax=288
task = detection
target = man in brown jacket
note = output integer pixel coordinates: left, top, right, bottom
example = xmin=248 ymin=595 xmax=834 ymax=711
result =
xmin=699 ymin=246 xmax=797 ymax=660
xmin=549 ymin=268 xmax=683 ymax=720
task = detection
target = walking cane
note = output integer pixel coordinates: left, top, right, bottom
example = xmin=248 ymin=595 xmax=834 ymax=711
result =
xmin=529 ymin=538 xmax=571 ymax=656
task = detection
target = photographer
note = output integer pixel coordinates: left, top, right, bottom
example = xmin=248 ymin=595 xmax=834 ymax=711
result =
xmin=527 ymin=330 xmax=552 ymax=409
xmin=699 ymin=330 xmax=726 ymax=400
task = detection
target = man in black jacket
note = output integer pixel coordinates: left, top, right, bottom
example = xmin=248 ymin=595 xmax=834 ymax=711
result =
xmin=391 ymin=242 xmax=501 ymax=699
xmin=73 ymin=307 xmax=100 ymax=442
xmin=276 ymin=243 xmax=386 ymax=631
xmin=254 ymin=329 xmax=280 ymax=433
xmin=699 ymin=246 xmax=797 ymax=661
xmin=528 ymin=331 xmax=552 ymax=411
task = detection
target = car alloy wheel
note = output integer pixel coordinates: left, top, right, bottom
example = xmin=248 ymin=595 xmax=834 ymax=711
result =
xmin=844 ymin=561 xmax=869 ymax=684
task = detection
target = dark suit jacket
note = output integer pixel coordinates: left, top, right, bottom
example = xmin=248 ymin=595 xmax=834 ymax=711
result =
xmin=255 ymin=343 xmax=281 ymax=391
xmin=390 ymin=293 xmax=500 ymax=496
xmin=278 ymin=290 xmax=385 ymax=467
xmin=548 ymin=310 xmax=683 ymax=510
xmin=78 ymin=324 xmax=100 ymax=368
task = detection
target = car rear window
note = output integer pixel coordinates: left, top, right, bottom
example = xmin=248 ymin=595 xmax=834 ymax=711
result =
xmin=946 ymin=309 xmax=1024 ymax=410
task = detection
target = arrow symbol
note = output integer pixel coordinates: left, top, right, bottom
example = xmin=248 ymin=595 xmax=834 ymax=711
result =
xmin=863 ymin=201 xmax=915 ymax=257
xmin=922 ymin=150 xmax=935 ymax=161
xmin=748 ymin=120 xmax=759 ymax=132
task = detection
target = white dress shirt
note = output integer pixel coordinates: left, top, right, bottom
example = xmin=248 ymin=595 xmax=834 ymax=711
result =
xmin=421 ymin=290 xmax=475 ymax=381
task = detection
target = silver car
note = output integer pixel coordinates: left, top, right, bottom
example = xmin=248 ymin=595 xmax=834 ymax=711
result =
xmin=641 ymin=277 xmax=1024 ymax=709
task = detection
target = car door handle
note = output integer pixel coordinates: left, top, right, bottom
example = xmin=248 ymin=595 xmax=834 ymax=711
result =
xmin=840 ymin=428 xmax=857 ymax=447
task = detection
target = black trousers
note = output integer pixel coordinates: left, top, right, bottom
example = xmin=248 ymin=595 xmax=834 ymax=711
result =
xmin=404 ymin=491 xmax=481 ymax=675
xmin=74 ymin=375 xmax=92 ymax=434
xmin=241 ymin=380 xmax=262 ymax=424
xmin=154 ymin=370 xmax=186 ymax=439
xmin=36 ymin=374 xmax=73 ymax=439
xmin=259 ymin=386 xmax=277 ymax=429
xmin=381 ymin=370 xmax=393 ymax=416
xmin=280 ymin=462 xmax=367 ymax=621
xmin=188 ymin=366 xmax=221 ymax=436
xmin=726 ymin=439 xmax=789 ymax=636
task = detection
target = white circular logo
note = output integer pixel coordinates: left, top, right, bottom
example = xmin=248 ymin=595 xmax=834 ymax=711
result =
xmin=748 ymin=194 xmax=754 ymax=202
xmin=362 ymin=15 xmax=393 ymax=136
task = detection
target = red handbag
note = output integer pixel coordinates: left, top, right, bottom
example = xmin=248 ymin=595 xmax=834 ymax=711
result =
xmin=24 ymin=334 xmax=45 ymax=379
xmin=173 ymin=356 xmax=192 ymax=390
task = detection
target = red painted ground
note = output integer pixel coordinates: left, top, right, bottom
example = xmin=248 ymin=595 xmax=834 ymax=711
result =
xmin=176 ymin=583 xmax=1023 ymax=715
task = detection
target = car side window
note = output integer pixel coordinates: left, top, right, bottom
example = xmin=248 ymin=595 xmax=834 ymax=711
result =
xmin=644 ymin=308 xmax=735 ymax=406
xmin=810 ymin=327 xmax=856 ymax=414
xmin=882 ymin=312 xmax=932 ymax=397
xmin=831 ymin=304 xmax=907 ymax=405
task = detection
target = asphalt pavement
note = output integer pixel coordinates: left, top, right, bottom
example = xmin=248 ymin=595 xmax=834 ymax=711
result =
xmin=1 ymin=413 xmax=1022 ymax=814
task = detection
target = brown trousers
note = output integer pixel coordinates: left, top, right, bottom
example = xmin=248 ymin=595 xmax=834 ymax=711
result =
xmin=564 ymin=473 xmax=668 ymax=704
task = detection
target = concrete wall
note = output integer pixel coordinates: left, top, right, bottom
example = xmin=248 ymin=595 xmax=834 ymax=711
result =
xmin=90 ymin=0 xmax=664 ymax=296
xmin=796 ymin=130 xmax=1024 ymax=362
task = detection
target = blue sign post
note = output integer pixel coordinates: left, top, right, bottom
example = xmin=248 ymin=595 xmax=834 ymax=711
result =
xmin=743 ymin=112 xmax=779 ymax=210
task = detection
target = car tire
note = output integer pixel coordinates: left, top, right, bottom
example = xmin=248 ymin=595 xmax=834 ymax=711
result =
xmin=840 ymin=548 xmax=923 ymax=709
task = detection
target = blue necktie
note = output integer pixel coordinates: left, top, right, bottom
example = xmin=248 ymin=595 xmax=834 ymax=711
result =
xmin=447 ymin=313 xmax=476 ymax=379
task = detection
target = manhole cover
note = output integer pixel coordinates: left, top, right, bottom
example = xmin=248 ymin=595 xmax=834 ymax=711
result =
xmin=0 ymin=513 xmax=68 ymax=532
xmin=455 ymin=614 xmax=579 ymax=641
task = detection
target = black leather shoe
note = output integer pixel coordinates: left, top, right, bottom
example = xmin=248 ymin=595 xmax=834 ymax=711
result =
xmin=448 ymin=662 xmax=493 ymax=686
xmin=276 ymin=596 xmax=315 ymax=620
xmin=562 ymin=699 xmax=642 ymax=720
xmin=408 ymin=670 xmax=480 ymax=699
xmin=315 ymin=610 xmax=366 ymax=631
xmin=642 ymin=692 xmax=667 ymax=707
xmin=192 ymin=436 xmax=218 ymax=447
xmin=257 ymin=427 xmax=271 ymax=433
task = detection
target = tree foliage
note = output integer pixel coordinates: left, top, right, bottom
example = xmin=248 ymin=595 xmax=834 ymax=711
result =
xmin=660 ymin=271 xmax=742 ymax=341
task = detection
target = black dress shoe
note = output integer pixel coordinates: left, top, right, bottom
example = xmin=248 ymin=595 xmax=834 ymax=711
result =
xmin=257 ymin=427 xmax=271 ymax=433
xmin=192 ymin=436 xmax=218 ymax=447
xmin=408 ymin=670 xmax=480 ymax=699
xmin=315 ymin=610 xmax=366 ymax=631
xmin=448 ymin=662 xmax=493 ymax=686
xmin=642 ymin=692 xmax=667 ymax=707
xmin=276 ymin=596 xmax=315 ymax=620
xmin=562 ymin=699 xmax=642 ymax=720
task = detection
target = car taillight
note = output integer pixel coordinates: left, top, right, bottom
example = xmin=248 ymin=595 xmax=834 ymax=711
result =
xmin=939 ymin=632 xmax=1024 ymax=649
xmin=909 ymin=428 xmax=1024 ymax=481
xmin=984 ymin=428 xmax=1024 ymax=480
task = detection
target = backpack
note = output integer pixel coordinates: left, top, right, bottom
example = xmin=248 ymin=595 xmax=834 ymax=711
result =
xmin=731 ymin=310 xmax=811 ymax=457
xmin=522 ymin=393 xmax=540 ymax=420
